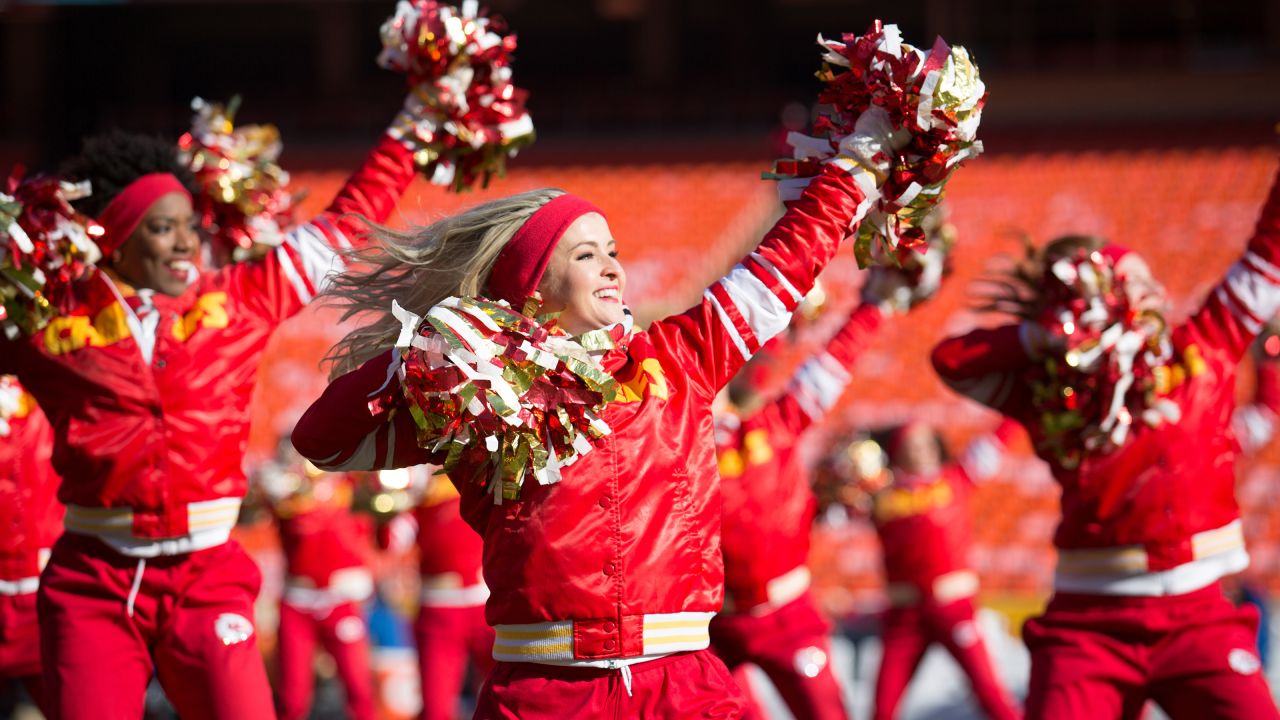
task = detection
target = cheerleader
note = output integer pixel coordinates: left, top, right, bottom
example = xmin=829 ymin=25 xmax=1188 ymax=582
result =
xmin=711 ymin=255 xmax=942 ymax=720
xmin=377 ymin=467 xmax=493 ymax=720
xmin=255 ymin=442 xmax=377 ymax=720
xmin=0 ymin=377 xmax=61 ymax=715
xmin=930 ymin=158 xmax=1280 ymax=719
xmin=290 ymin=121 xmax=906 ymax=715
xmin=0 ymin=91 xmax=421 ymax=717
xmin=851 ymin=421 xmax=1022 ymax=720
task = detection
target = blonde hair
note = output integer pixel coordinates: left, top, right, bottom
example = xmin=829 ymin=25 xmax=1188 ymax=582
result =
xmin=323 ymin=188 xmax=565 ymax=377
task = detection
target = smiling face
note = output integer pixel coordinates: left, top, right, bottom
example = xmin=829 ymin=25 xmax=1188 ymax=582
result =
xmin=536 ymin=212 xmax=627 ymax=335
xmin=111 ymin=191 xmax=201 ymax=296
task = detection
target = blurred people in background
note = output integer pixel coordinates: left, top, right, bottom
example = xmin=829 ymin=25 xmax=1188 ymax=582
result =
xmin=0 ymin=77 xmax=419 ymax=718
xmin=931 ymin=158 xmax=1280 ymax=719
xmin=816 ymin=421 xmax=1022 ymax=720
xmin=0 ymin=376 xmax=62 ymax=717
xmin=376 ymin=466 xmax=494 ymax=720
xmin=254 ymin=439 xmax=377 ymax=720
xmin=711 ymin=242 xmax=946 ymax=720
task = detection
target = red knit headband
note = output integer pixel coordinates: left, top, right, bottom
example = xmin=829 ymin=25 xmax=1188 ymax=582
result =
xmin=487 ymin=193 xmax=606 ymax=307
xmin=96 ymin=173 xmax=192 ymax=256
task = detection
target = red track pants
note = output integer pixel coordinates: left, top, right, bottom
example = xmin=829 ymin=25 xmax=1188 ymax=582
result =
xmin=1023 ymin=583 xmax=1280 ymax=720
xmin=474 ymin=649 xmax=746 ymax=719
xmin=37 ymin=533 xmax=275 ymax=720
xmin=415 ymin=603 xmax=495 ymax=720
xmin=0 ymin=591 xmax=47 ymax=715
xmin=873 ymin=596 xmax=1020 ymax=720
xmin=276 ymin=600 xmax=376 ymax=720
xmin=710 ymin=591 xmax=849 ymax=720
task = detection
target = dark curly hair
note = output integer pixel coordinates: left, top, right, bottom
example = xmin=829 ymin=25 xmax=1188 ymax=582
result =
xmin=972 ymin=234 xmax=1107 ymax=320
xmin=59 ymin=129 xmax=199 ymax=218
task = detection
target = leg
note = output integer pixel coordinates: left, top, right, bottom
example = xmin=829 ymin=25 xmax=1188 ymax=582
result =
xmin=152 ymin=541 xmax=275 ymax=720
xmin=417 ymin=605 xmax=474 ymax=720
xmin=1021 ymin=615 xmax=1146 ymax=720
xmin=745 ymin=597 xmax=849 ymax=720
xmin=275 ymin=602 xmax=319 ymax=720
xmin=1149 ymin=600 xmax=1280 ymax=720
xmin=932 ymin=599 xmax=1021 ymax=720
xmin=0 ymin=591 xmax=51 ymax=717
xmin=316 ymin=602 xmax=377 ymax=720
xmin=729 ymin=664 xmax=769 ymax=720
xmin=38 ymin=538 xmax=156 ymax=720
xmin=873 ymin=607 xmax=932 ymax=720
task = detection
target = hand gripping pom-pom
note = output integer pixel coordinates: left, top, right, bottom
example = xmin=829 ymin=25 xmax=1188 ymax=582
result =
xmin=178 ymin=96 xmax=297 ymax=261
xmin=1024 ymin=250 xmax=1175 ymax=468
xmin=0 ymin=171 xmax=104 ymax=340
xmin=765 ymin=20 xmax=986 ymax=268
xmin=379 ymin=0 xmax=535 ymax=192
xmin=394 ymin=296 xmax=621 ymax=502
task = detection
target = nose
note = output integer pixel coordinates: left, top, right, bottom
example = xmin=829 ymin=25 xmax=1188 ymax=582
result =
xmin=602 ymin=253 xmax=622 ymax=279
xmin=174 ymin=222 xmax=199 ymax=253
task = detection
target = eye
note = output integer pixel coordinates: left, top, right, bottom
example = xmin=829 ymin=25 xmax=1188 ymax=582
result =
xmin=608 ymin=250 xmax=619 ymax=259
xmin=575 ymin=251 xmax=593 ymax=261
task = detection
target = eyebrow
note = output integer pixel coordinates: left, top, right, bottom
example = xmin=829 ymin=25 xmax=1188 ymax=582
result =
xmin=569 ymin=239 xmax=616 ymax=252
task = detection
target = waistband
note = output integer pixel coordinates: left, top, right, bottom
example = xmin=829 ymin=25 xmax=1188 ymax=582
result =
xmin=0 ymin=576 xmax=40 ymax=596
xmin=492 ymin=611 xmax=714 ymax=663
xmin=283 ymin=567 xmax=374 ymax=610
xmin=886 ymin=569 xmax=980 ymax=607
xmin=420 ymin=577 xmax=490 ymax=608
xmin=64 ymin=498 xmax=241 ymax=558
xmin=724 ymin=565 xmax=811 ymax=615
xmin=1054 ymin=519 xmax=1248 ymax=597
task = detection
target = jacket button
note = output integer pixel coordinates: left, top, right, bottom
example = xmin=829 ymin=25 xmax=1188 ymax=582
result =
xmin=604 ymin=639 xmax=615 ymax=651
xmin=603 ymin=621 xmax=615 ymax=633
xmin=603 ymin=562 xmax=616 ymax=576
xmin=155 ymin=358 xmax=166 ymax=369
xmin=599 ymin=497 xmax=611 ymax=509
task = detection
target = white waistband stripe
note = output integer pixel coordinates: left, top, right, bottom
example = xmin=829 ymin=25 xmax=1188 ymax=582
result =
xmin=492 ymin=611 xmax=714 ymax=663
xmin=64 ymin=498 xmax=242 ymax=558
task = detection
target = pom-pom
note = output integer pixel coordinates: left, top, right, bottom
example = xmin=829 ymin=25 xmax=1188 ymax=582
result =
xmin=767 ymin=20 xmax=986 ymax=267
xmin=379 ymin=0 xmax=535 ymax=192
xmin=1025 ymin=250 xmax=1176 ymax=468
xmin=0 ymin=171 xmax=104 ymax=339
xmin=394 ymin=296 xmax=620 ymax=502
xmin=178 ymin=96 xmax=297 ymax=260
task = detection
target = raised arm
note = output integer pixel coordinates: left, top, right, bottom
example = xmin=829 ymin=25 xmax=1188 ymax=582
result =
xmin=651 ymin=162 xmax=880 ymax=397
xmin=1186 ymin=157 xmax=1280 ymax=363
xmin=292 ymin=350 xmax=437 ymax=472
xmin=1234 ymin=334 xmax=1280 ymax=454
xmin=761 ymin=301 xmax=885 ymax=437
xmin=231 ymin=103 xmax=420 ymax=323
xmin=931 ymin=323 xmax=1038 ymax=418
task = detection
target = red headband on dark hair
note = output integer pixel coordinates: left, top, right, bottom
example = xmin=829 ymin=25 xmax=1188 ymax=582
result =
xmin=96 ymin=173 xmax=191 ymax=256
xmin=488 ymin=194 xmax=605 ymax=307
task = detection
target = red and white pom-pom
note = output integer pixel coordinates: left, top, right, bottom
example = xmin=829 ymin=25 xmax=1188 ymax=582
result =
xmin=1026 ymin=250 xmax=1177 ymax=467
xmin=766 ymin=20 xmax=986 ymax=267
xmin=178 ymin=96 xmax=296 ymax=260
xmin=392 ymin=296 xmax=620 ymax=503
xmin=379 ymin=0 xmax=535 ymax=192
xmin=0 ymin=172 xmax=103 ymax=339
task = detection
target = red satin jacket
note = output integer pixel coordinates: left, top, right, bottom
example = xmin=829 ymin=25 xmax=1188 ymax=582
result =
xmin=931 ymin=162 xmax=1280 ymax=595
xmin=0 ymin=136 xmax=414 ymax=553
xmin=273 ymin=476 xmax=372 ymax=591
xmin=716 ymin=302 xmax=883 ymax=611
xmin=871 ymin=421 xmax=1018 ymax=601
xmin=0 ymin=379 xmax=63 ymax=584
xmin=293 ymin=164 xmax=877 ymax=660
